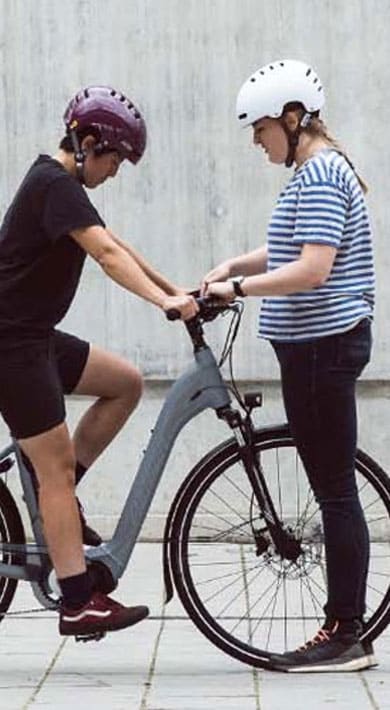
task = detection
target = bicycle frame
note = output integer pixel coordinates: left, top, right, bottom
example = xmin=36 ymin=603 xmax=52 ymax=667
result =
xmin=0 ymin=344 xmax=231 ymax=588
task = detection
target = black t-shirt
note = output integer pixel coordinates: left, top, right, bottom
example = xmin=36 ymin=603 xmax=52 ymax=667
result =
xmin=0 ymin=155 xmax=105 ymax=344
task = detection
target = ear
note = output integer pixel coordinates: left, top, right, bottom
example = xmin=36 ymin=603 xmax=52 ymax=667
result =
xmin=80 ymin=135 xmax=97 ymax=153
xmin=282 ymin=111 xmax=300 ymax=132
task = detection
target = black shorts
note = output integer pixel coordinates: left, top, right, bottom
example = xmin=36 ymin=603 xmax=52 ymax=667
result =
xmin=0 ymin=330 xmax=90 ymax=439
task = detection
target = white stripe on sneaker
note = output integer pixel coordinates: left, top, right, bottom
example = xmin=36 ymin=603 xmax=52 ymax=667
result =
xmin=62 ymin=609 xmax=111 ymax=623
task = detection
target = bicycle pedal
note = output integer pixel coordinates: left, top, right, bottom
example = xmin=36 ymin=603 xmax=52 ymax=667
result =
xmin=75 ymin=631 xmax=106 ymax=643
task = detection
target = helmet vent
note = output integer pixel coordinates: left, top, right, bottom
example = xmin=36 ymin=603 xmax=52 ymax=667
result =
xmin=260 ymin=70 xmax=264 ymax=75
xmin=238 ymin=113 xmax=247 ymax=120
xmin=269 ymin=65 xmax=274 ymax=70
xmin=313 ymin=77 xmax=318 ymax=84
xmin=110 ymin=89 xmax=116 ymax=96
xmin=280 ymin=62 xmax=284 ymax=66
xmin=306 ymin=68 xmax=312 ymax=76
xmin=84 ymin=89 xmax=89 ymax=98
xmin=250 ymin=77 xmax=256 ymax=82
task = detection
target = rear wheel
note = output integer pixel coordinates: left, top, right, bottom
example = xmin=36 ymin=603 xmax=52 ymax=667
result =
xmin=169 ymin=426 xmax=390 ymax=667
xmin=0 ymin=478 xmax=26 ymax=622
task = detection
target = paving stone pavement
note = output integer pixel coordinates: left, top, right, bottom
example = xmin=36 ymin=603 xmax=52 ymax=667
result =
xmin=0 ymin=543 xmax=388 ymax=710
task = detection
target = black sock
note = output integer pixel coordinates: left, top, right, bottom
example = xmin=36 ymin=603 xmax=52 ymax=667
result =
xmin=59 ymin=571 xmax=92 ymax=609
xmin=75 ymin=461 xmax=88 ymax=486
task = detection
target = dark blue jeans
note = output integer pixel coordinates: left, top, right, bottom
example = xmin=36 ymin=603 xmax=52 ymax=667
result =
xmin=271 ymin=319 xmax=372 ymax=620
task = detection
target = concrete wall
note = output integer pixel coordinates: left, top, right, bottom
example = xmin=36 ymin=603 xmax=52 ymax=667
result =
xmin=1 ymin=0 xmax=390 ymax=536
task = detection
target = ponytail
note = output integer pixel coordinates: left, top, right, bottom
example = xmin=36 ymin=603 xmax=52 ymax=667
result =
xmin=305 ymin=116 xmax=368 ymax=194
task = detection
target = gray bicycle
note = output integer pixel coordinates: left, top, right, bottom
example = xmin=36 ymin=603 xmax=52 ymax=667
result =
xmin=0 ymin=297 xmax=389 ymax=668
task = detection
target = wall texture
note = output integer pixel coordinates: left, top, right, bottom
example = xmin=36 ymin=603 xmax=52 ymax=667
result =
xmin=1 ymin=0 xmax=390 ymax=534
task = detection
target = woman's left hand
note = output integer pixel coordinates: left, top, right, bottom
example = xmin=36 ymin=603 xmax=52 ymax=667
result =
xmin=204 ymin=280 xmax=235 ymax=302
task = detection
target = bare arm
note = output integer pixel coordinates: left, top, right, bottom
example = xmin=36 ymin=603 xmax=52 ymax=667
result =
xmin=205 ymin=244 xmax=337 ymax=299
xmin=107 ymin=229 xmax=183 ymax=296
xmin=201 ymin=246 xmax=268 ymax=294
xmin=227 ymin=246 xmax=268 ymax=277
xmin=70 ymin=225 xmax=198 ymax=318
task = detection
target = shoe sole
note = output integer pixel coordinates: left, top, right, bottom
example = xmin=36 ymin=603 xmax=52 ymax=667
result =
xmin=272 ymin=654 xmax=378 ymax=673
xmin=60 ymin=606 xmax=149 ymax=636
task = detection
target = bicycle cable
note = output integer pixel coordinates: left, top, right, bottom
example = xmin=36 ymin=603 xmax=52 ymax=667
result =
xmin=217 ymin=300 xmax=250 ymax=414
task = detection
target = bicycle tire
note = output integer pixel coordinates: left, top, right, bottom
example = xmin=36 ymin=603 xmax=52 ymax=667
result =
xmin=169 ymin=425 xmax=390 ymax=667
xmin=0 ymin=478 xmax=26 ymax=622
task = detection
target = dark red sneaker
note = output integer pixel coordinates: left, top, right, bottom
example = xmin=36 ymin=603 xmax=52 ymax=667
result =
xmin=59 ymin=592 xmax=149 ymax=637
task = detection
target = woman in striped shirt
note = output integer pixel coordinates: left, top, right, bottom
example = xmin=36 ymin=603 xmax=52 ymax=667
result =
xmin=202 ymin=60 xmax=375 ymax=672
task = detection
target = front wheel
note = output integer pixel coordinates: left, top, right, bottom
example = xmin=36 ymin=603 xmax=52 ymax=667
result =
xmin=169 ymin=426 xmax=390 ymax=667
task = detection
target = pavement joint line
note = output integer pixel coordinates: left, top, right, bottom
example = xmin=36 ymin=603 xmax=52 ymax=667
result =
xmin=139 ymin=594 xmax=166 ymax=710
xmin=21 ymin=636 xmax=68 ymax=710
xmin=240 ymin=543 xmax=262 ymax=709
xmin=253 ymin=669 xmax=261 ymax=710
xmin=359 ymin=671 xmax=381 ymax=710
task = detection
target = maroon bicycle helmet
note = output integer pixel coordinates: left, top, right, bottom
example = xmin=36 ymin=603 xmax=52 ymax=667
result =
xmin=63 ymin=85 xmax=147 ymax=165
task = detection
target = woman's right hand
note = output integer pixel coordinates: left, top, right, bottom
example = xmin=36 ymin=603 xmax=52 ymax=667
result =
xmin=200 ymin=261 xmax=231 ymax=297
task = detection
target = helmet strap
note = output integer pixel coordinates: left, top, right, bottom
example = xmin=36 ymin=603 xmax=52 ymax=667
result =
xmin=69 ymin=129 xmax=86 ymax=183
xmin=281 ymin=111 xmax=313 ymax=168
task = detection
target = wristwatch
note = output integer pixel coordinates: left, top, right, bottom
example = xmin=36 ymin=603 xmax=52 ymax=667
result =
xmin=231 ymin=276 xmax=246 ymax=298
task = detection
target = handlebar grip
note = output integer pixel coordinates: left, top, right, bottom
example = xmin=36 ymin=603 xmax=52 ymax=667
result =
xmin=166 ymin=308 xmax=181 ymax=321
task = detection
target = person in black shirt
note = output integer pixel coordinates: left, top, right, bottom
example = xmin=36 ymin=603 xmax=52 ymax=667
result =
xmin=0 ymin=86 xmax=198 ymax=637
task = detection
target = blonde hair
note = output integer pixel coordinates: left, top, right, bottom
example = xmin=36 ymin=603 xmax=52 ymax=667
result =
xmin=304 ymin=115 xmax=368 ymax=194
xmin=282 ymin=102 xmax=368 ymax=193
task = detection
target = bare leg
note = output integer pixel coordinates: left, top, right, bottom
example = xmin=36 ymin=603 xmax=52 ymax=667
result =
xmin=19 ymin=423 xmax=85 ymax=578
xmin=72 ymin=346 xmax=143 ymax=467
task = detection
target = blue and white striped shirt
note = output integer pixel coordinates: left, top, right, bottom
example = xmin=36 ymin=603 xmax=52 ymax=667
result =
xmin=259 ymin=149 xmax=375 ymax=342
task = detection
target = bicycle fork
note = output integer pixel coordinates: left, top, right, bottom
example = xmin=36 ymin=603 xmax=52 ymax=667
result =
xmin=217 ymin=400 xmax=302 ymax=562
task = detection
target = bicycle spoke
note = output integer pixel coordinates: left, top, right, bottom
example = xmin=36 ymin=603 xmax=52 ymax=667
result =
xmin=363 ymin=496 xmax=385 ymax=512
xmin=229 ymin=567 xmax=283 ymax=637
xmin=198 ymin=495 xmax=251 ymax=530
xmin=212 ymin=565 xmax=269 ymax=619
xmin=192 ymin=517 xmax=263 ymax=544
xmin=275 ymin=449 xmax=284 ymax=520
xmin=222 ymin=472 xmax=254 ymax=505
xmin=251 ymin=574 xmax=283 ymax=643
xmin=195 ymin=562 xmax=260 ymax=587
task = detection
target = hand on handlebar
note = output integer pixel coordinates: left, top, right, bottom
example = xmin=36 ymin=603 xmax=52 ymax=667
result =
xmin=162 ymin=293 xmax=199 ymax=321
xmin=202 ymin=280 xmax=235 ymax=303
xmin=200 ymin=261 xmax=231 ymax=297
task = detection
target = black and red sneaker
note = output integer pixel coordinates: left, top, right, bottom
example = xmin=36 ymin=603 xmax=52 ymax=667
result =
xmin=59 ymin=592 xmax=149 ymax=637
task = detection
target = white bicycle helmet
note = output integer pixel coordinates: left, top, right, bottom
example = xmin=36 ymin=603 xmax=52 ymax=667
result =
xmin=236 ymin=59 xmax=325 ymax=128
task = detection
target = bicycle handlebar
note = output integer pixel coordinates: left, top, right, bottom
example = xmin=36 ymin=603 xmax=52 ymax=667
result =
xmin=165 ymin=295 xmax=233 ymax=323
